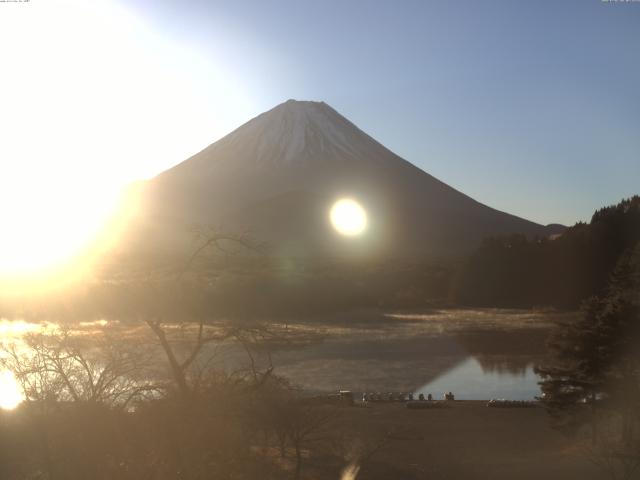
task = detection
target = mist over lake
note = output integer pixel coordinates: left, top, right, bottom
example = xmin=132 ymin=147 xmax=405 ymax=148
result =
xmin=0 ymin=308 xmax=558 ymax=402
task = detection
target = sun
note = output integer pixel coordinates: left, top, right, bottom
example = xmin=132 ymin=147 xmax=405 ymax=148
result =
xmin=330 ymin=198 xmax=368 ymax=236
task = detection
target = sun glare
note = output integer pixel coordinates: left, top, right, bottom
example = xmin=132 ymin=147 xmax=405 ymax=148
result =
xmin=330 ymin=198 xmax=368 ymax=236
xmin=0 ymin=0 xmax=252 ymax=277
xmin=0 ymin=370 xmax=23 ymax=410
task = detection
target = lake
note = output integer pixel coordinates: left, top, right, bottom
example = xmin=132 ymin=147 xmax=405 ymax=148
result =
xmin=415 ymin=357 xmax=541 ymax=401
xmin=0 ymin=308 xmax=570 ymax=406
xmin=269 ymin=308 xmax=568 ymax=400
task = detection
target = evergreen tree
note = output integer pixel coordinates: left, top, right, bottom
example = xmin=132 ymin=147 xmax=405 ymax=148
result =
xmin=452 ymin=196 xmax=640 ymax=308
xmin=536 ymin=243 xmax=640 ymax=476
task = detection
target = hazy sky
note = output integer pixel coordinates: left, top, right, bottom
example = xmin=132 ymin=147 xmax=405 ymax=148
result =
xmin=2 ymin=0 xmax=639 ymax=237
xmin=122 ymin=0 xmax=640 ymax=226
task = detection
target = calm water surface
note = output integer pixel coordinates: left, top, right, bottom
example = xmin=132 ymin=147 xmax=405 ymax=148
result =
xmin=272 ymin=309 xmax=559 ymax=400
xmin=415 ymin=357 xmax=541 ymax=400
xmin=0 ymin=309 xmax=562 ymax=404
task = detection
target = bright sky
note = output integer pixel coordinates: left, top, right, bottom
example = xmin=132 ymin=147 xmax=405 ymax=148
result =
xmin=0 ymin=0 xmax=252 ymax=273
xmin=1 ymin=0 xmax=638 ymax=272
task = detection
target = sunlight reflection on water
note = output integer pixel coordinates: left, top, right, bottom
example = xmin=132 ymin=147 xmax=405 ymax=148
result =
xmin=0 ymin=320 xmax=47 ymax=409
xmin=0 ymin=320 xmax=41 ymax=337
xmin=0 ymin=370 xmax=23 ymax=409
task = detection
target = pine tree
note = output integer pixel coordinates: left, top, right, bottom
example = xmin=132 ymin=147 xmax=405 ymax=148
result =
xmin=536 ymin=243 xmax=640 ymax=477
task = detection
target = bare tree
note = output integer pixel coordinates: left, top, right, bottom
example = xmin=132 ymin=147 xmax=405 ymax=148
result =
xmin=1 ymin=328 xmax=158 ymax=408
xmin=0 ymin=328 xmax=162 ymax=480
xmin=284 ymin=401 xmax=337 ymax=480
xmin=145 ymin=317 xmax=227 ymax=399
xmin=138 ymin=229 xmax=266 ymax=399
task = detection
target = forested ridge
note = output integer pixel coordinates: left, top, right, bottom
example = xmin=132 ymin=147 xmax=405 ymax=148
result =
xmin=452 ymin=196 xmax=640 ymax=309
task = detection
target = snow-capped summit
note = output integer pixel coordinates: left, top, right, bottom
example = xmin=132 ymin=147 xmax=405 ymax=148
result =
xmin=165 ymin=99 xmax=397 ymax=175
xmin=225 ymin=99 xmax=368 ymax=166
xmin=133 ymin=100 xmax=563 ymax=258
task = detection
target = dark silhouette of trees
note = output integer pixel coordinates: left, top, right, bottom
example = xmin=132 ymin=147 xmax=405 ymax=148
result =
xmin=452 ymin=196 xmax=640 ymax=309
xmin=536 ymin=243 xmax=640 ymax=479
xmin=1 ymin=329 xmax=158 ymax=407
xmin=0 ymin=329 xmax=160 ymax=479
xmin=0 ymin=316 xmax=344 ymax=479
xmin=284 ymin=400 xmax=336 ymax=480
xmin=145 ymin=317 xmax=227 ymax=400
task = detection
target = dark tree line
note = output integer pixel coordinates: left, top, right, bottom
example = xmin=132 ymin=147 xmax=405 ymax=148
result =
xmin=451 ymin=196 xmax=640 ymax=309
xmin=535 ymin=243 xmax=640 ymax=479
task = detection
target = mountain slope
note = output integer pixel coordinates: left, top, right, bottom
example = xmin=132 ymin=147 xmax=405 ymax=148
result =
xmin=130 ymin=100 xmax=562 ymax=259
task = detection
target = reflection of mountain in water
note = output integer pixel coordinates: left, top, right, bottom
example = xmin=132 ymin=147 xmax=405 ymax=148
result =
xmin=454 ymin=329 xmax=548 ymax=376
xmin=473 ymin=356 xmax=532 ymax=376
xmin=413 ymin=329 xmax=549 ymax=399
xmin=264 ymin=327 xmax=550 ymax=395
xmin=455 ymin=329 xmax=548 ymax=357
xmin=415 ymin=357 xmax=543 ymax=400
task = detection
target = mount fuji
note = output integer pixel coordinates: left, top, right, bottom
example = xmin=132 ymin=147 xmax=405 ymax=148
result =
xmin=130 ymin=100 xmax=562 ymax=259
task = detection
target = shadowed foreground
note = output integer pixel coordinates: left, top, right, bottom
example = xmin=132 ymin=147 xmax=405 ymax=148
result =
xmin=310 ymin=402 xmax=601 ymax=480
